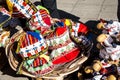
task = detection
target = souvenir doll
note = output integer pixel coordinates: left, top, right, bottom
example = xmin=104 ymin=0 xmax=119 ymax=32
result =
xmin=97 ymin=19 xmax=120 ymax=41
xmin=84 ymin=60 xmax=118 ymax=80
xmin=96 ymin=33 xmax=120 ymax=60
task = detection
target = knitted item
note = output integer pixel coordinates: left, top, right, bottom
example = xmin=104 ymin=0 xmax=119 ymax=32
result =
xmin=52 ymin=48 xmax=80 ymax=64
xmin=12 ymin=6 xmax=25 ymax=18
xmin=16 ymin=31 xmax=54 ymax=76
xmin=6 ymin=0 xmax=25 ymax=18
xmin=36 ymin=5 xmax=49 ymax=14
xmin=28 ymin=9 xmax=51 ymax=34
xmin=10 ymin=0 xmax=37 ymax=18
xmin=16 ymin=31 xmax=48 ymax=59
xmin=18 ymin=54 xmax=54 ymax=76
xmin=8 ymin=0 xmax=52 ymax=34
xmin=46 ymin=26 xmax=80 ymax=64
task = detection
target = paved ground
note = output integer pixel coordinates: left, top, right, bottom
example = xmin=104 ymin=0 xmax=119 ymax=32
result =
xmin=0 ymin=0 xmax=118 ymax=80
xmin=57 ymin=0 xmax=118 ymax=22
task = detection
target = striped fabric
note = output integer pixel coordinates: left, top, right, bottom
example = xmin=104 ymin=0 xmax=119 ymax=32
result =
xmin=10 ymin=0 xmax=52 ymax=33
xmin=19 ymin=54 xmax=54 ymax=76
xmin=29 ymin=9 xmax=51 ymax=33
xmin=17 ymin=31 xmax=54 ymax=76
xmin=46 ymin=25 xmax=80 ymax=64
xmin=18 ymin=31 xmax=47 ymax=58
xmin=12 ymin=6 xmax=25 ymax=18
xmin=11 ymin=0 xmax=36 ymax=18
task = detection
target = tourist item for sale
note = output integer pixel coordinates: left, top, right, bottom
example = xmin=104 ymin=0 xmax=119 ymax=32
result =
xmin=96 ymin=33 xmax=120 ymax=60
xmin=97 ymin=19 xmax=120 ymax=41
xmin=6 ymin=0 xmax=37 ymax=18
xmin=84 ymin=59 xmax=118 ymax=80
xmin=28 ymin=8 xmax=52 ymax=34
xmin=0 ymin=0 xmax=95 ymax=80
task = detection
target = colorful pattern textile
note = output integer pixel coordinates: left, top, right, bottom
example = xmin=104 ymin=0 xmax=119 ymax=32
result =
xmin=18 ymin=54 xmax=54 ymax=76
xmin=6 ymin=0 xmax=24 ymax=18
xmin=11 ymin=0 xmax=37 ymax=18
xmin=16 ymin=31 xmax=54 ymax=76
xmin=9 ymin=0 xmax=52 ymax=34
xmin=17 ymin=31 xmax=48 ymax=59
xmin=0 ymin=0 xmax=92 ymax=77
xmin=12 ymin=7 xmax=25 ymax=18
xmin=29 ymin=9 xmax=51 ymax=33
xmin=46 ymin=26 xmax=80 ymax=64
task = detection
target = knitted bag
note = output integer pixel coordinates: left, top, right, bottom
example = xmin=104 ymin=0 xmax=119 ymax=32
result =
xmin=46 ymin=21 xmax=80 ymax=65
xmin=16 ymin=31 xmax=54 ymax=77
xmin=38 ymin=20 xmax=90 ymax=79
xmin=28 ymin=8 xmax=51 ymax=35
xmin=8 ymin=0 xmax=37 ymax=18
xmin=9 ymin=0 xmax=52 ymax=34
xmin=6 ymin=0 xmax=25 ymax=18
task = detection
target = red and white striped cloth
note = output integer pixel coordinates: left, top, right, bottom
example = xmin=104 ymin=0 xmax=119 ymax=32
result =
xmin=11 ymin=0 xmax=36 ymax=18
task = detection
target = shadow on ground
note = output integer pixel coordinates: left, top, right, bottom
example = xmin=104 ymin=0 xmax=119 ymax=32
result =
xmin=85 ymin=20 xmax=102 ymax=62
xmin=58 ymin=9 xmax=80 ymax=22
xmin=0 ymin=48 xmax=29 ymax=79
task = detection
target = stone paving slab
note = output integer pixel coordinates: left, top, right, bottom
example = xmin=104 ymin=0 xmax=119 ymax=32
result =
xmin=57 ymin=0 xmax=118 ymax=22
